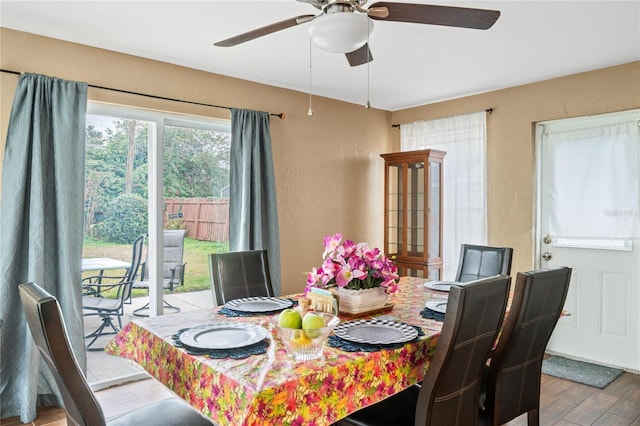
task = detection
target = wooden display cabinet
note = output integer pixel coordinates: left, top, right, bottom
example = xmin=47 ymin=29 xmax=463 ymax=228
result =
xmin=381 ymin=149 xmax=446 ymax=280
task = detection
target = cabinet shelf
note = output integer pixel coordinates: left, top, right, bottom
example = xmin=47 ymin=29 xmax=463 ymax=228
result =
xmin=382 ymin=149 xmax=446 ymax=280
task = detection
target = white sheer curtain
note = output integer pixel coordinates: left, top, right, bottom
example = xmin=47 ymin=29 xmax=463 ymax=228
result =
xmin=545 ymin=119 xmax=640 ymax=238
xmin=401 ymin=111 xmax=487 ymax=280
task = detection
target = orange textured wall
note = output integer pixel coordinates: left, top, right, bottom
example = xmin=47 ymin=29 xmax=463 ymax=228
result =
xmin=0 ymin=28 xmax=393 ymax=295
xmin=391 ymin=61 xmax=640 ymax=276
xmin=2 ymin=28 xmax=638 ymax=288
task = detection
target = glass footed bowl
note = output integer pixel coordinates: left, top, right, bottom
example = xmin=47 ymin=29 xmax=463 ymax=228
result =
xmin=270 ymin=312 xmax=340 ymax=361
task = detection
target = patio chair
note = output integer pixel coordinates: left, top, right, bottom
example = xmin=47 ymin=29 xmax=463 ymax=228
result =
xmin=18 ymin=283 xmax=215 ymax=426
xmin=133 ymin=229 xmax=187 ymax=317
xmin=480 ymin=266 xmax=572 ymax=426
xmin=82 ymin=234 xmax=144 ymax=350
xmin=455 ymin=244 xmax=513 ymax=282
xmin=334 ymin=274 xmax=511 ymax=426
xmin=208 ymin=249 xmax=274 ymax=306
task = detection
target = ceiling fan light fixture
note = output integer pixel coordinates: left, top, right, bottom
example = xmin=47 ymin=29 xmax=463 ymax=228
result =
xmin=308 ymin=12 xmax=373 ymax=54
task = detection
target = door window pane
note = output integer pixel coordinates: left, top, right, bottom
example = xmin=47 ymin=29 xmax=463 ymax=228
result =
xmin=84 ymin=115 xmax=149 ymax=250
xmin=163 ymin=124 xmax=230 ymax=242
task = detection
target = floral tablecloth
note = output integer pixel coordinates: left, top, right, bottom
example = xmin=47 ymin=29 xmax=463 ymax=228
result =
xmin=105 ymin=277 xmax=446 ymax=426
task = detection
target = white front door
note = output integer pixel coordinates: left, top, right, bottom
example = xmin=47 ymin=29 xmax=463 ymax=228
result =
xmin=536 ymin=110 xmax=640 ymax=372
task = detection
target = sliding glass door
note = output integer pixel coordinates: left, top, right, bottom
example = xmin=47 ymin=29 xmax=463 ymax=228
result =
xmin=83 ymin=102 xmax=230 ymax=386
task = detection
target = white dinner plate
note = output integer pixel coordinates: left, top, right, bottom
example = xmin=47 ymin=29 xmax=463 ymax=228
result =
xmin=225 ymin=297 xmax=293 ymax=313
xmin=179 ymin=323 xmax=268 ymax=350
xmin=425 ymin=299 xmax=448 ymax=314
xmin=334 ymin=318 xmax=418 ymax=345
xmin=423 ymin=281 xmax=457 ymax=292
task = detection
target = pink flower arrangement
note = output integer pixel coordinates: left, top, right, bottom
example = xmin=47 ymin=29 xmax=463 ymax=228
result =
xmin=306 ymin=233 xmax=400 ymax=294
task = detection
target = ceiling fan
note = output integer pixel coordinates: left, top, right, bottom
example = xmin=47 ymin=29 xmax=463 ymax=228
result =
xmin=214 ymin=0 xmax=500 ymax=67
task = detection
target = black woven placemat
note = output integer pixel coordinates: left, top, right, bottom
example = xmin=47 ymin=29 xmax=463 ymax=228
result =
xmin=172 ymin=328 xmax=269 ymax=359
xmin=328 ymin=324 xmax=424 ymax=352
xmin=420 ymin=307 xmax=445 ymax=322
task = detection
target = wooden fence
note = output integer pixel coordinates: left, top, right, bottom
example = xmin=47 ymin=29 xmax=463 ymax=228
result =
xmin=164 ymin=198 xmax=229 ymax=242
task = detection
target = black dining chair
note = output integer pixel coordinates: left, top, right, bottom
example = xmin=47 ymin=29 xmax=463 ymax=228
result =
xmin=455 ymin=244 xmax=513 ymax=282
xmin=480 ymin=266 xmax=572 ymax=426
xmin=82 ymin=234 xmax=144 ymax=350
xmin=19 ymin=282 xmax=215 ymax=426
xmin=334 ymin=274 xmax=511 ymax=426
xmin=208 ymin=249 xmax=274 ymax=306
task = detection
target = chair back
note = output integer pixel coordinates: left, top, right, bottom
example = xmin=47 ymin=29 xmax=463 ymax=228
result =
xmin=161 ymin=230 xmax=186 ymax=281
xmin=125 ymin=234 xmax=145 ymax=283
xmin=484 ymin=266 xmax=572 ymax=426
xmin=140 ymin=230 xmax=186 ymax=287
xmin=209 ymin=249 xmax=274 ymax=305
xmin=118 ymin=234 xmax=145 ymax=303
xmin=415 ymin=275 xmax=511 ymax=426
xmin=100 ymin=234 xmax=144 ymax=311
xmin=19 ymin=283 xmax=106 ymax=426
xmin=455 ymin=244 xmax=513 ymax=283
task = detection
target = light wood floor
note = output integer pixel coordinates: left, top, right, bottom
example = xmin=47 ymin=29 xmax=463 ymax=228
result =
xmin=2 ymin=372 xmax=638 ymax=425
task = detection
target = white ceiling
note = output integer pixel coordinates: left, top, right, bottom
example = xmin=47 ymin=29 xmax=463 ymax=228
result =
xmin=1 ymin=1 xmax=639 ymax=111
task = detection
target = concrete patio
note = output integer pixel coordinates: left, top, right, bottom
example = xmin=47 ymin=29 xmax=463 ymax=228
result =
xmin=85 ymin=289 xmax=214 ymax=390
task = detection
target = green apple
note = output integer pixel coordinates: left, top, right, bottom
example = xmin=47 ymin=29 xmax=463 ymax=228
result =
xmin=302 ymin=312 xmax=325 ymax=338
xmin=278 ymin=308 xmax=302 ymax=329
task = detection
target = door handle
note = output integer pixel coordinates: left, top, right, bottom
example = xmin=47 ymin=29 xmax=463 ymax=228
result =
xmin=542 ymin=252 xmax=552 ymax=261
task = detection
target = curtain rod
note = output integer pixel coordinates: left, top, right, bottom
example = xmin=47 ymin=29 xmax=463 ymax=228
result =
xmin=0 ymin=68 xmax=285 ymax=120
xmin=391 ymin=108 xmax=494 ymax=128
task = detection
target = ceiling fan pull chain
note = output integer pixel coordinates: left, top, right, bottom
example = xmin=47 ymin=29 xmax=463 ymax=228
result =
xmin=308 ymin=38 xmax=314 ymax=116
xmin=365 ymin=16 xmax=371 ymax=109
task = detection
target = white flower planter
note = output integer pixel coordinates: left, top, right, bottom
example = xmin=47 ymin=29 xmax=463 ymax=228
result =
xmin=337 ymin=287 xmax=388 ymax=315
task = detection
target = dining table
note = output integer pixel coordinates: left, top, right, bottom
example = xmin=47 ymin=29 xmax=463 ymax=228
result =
xmin=105 ymin=276 xmax=450 ymax=426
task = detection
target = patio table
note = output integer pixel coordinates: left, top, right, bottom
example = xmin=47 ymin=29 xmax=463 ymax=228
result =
xmin=105 ymin=277 xmax=447 ymax=426
xmin=82 ymin=257 xmax=132 ymax=296
xmin=82 ymin=257 xmax=131 ymax=274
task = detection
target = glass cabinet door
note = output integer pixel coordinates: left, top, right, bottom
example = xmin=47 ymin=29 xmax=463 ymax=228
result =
xmin=429 ymin=160 xmax=441 ymax=259
xmin=407 ymin=161 xmax=425 ymax=258
xmin=386 ymin=164 xmax=403 ymax=258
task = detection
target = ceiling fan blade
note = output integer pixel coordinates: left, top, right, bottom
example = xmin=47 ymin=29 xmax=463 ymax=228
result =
xmin=368 ymin=2 xmax=500 ymax=30
xmin=214 ymin=14 xmax=316 ymax=47
xmin=345 ymin=43 xmax=373 ymax=67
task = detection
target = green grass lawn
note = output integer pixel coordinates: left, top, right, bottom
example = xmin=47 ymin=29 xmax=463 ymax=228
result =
xmin=83 ymin=236 xmax=228 ymax=297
